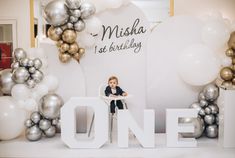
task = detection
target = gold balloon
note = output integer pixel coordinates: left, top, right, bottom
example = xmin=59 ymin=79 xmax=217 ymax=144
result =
xmin=231 ymin=65 xmax=235 ymax=71
xmin=228 ymin=31 xmax=235 ymax=50
xmin=56 ymin=40 xmax=64 ymax=48
xmin=59 ymin=53 xmax=72 ymax=63
xmin=225 ymin=49 xmax=234 ymax=57
xmin=222 ymin=81 xmax=233 ymax=87
xmin=78 ymin=48 xmax=85 ymax=55
xmin=68 ymin=42 xmax=79 ymax=55
xmin=220 ymin=67 xmax=234 ymax=81
xmin=73 ymin=53 xmax=81 ymax=62
xmin=60 ymin=43 xmax=70 ymax=53
xmin=48 ymin=26 xmax=61 ymax=41
xmin=232 ymin=58 xmax=235 ymax=65
xmin=62 ymin=30 xmax=77 ymax=44
xmin=232 ymin=78 xmax=235 ymax=85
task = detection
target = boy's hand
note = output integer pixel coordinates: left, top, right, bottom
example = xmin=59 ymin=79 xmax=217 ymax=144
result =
xmin=122 ymin=92 xmax=128 ymax=96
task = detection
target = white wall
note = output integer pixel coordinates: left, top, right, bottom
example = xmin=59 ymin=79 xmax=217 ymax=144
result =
xmin=175 ymin=0 xmax=235 ymax=20
xmin=0 ymin=0 xmax=31 ymax=49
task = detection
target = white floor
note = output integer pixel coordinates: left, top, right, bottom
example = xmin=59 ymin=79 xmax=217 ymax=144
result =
xmin=0 ymin=134 xmax=234 ymax=158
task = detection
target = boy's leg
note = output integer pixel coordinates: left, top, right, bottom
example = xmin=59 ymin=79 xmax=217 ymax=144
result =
xmin=110 ymin=100 xmax=116 ymax=113
xmin=116 ymin=100 xmax=124 ymax=109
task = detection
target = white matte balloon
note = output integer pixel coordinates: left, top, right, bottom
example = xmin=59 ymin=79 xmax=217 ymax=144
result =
xmin=105 ymin=0 xmax=123 ymax=9
xmin=178 ymin=44 xmax=220 ymax=86
xmin=24 ymin=99 xmax=38 ymax=111
xmin=0 ymin=96 xmax=26 ymax=140
xmin=42 ymin=75 xmax=59 ymax=92
xmin=77 ymin=31 xmax=95 ymax=48
xmin=85 ymin=16 xmax=103 ymax=34
xmin=11 ymin=84 xmax=31 ymax=101
xmin=33 ymin=83 xmax=49 ymax=98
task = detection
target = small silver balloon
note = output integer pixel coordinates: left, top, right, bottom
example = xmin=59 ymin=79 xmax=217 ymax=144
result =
xmin=69 ymin=16 xmax=78 ymax=23
xmin=56 ymin=119 xmax=61 ymax=133
xmin=54 ymin=27 xmax=64 ymax=36
xmin=206 ymin=125 xmax=218 ymax=138
xmin=26 ymin=79 xmax=37 ymax=89
xmin=74 ymin=20 xmax=85 ymax=32
xmin=39 ymin=93 xmax=64 ymax=119
xmin=65 ymin=0 xmax=81 ymax=9
xmin=199 ymin=99 xmax=208 ymax=107
xmin=33 ymin=58 xmax=43 ymax=70
xmin=25 ymin=119 xmax=34 ymax=128
xmin=12 ymin=67 xmax=30 ymax=84
xmin=31 ymin=70 xmax=44 ymax=83
xmin=205 ymin=107 xmax=212 ymax=115
xmin=39 ymin=119 xmax=52 ymax=131
xmin=14 ymin=48 xmax=27 ymax=61
xmin=27 ymin=59 xmax=34 ymax=67
xmin=198 ymin=91 xmax=206 ymax=101
xmin=80 ymin=2 xmax=96 ymax=19
xmin=26 ymin=125 xmax=43 ymax=141
xmin=44 ymin=126 xmax=56 ymax=137
xmin=204 ymin=114 xmax=215 ymax=125
xmin=67 ymin=22 xmax=74 ymax=29
xmin=199 ymin=109 xmax=206 ymax=116
xmin=11 ymin=62 xmax=20 ymax=70
xmin=52 ymin=119 xmax=59 ymax=125
xmin=30 ymin=112 xmax=41 ymax=124
xmin=208 ymin=105 xmax=219 ymax=114
xmin=203 ymin=84 xmax=219 ymax=102
xmin=20 ymin=58 xmax=30 ymax=67
xmin=179 ymin=117 xmax=205 ymax=138
xmin=44 ymin=0 xmax=69 ymax=26
xmin=29 ymin=67 xmax=36 ymax=74
xmin=0 ymin=69 xmax=16 ymax=95
xmin=216 ymin=115 xmax=219 ymax=125
xmin=189 ymin=102 xmax=202 ymax=113
xmin=70 ymin=9 xmax=81 ymax=18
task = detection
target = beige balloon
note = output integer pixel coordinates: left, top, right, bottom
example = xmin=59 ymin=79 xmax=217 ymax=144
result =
xmin=68 ymin=42 xmax=79 ymax=55
xmin=59 ymin=53 xmax=72 ymax=63
xmin=220 ymin=67 xmax=234 ymax=81
xmin=78 ymin=48 xmax=85 ymax=55
xmin=62 ymin=30 xmax=77 ymax=44
xmin=228 ymin=31 xmax=235 ymax=50
xmin=48 ymin=26 xmax=61 ymax=41
xmin=225 ymin=48 xmax=234 ymax=57
xmin=60 ymin=43 xmax=70 ymax=53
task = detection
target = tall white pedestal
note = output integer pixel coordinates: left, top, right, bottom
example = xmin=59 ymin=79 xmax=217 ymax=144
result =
xmin=218 ymin=88 xmax=235 ymax=148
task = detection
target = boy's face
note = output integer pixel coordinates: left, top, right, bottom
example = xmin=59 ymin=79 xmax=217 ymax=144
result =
xmin=108 ymin=79 xmax=118 ymax=89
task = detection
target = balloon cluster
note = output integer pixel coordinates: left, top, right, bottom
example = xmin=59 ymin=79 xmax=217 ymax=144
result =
xmin=11 ymin=48 xmax=44 ymax=88
xmin=44 ymin=0 xmax=96 ymax=63
xmin=220 ymin=31 xmax=235 ymax=88
xmin=25 ymin=93 xmax=63 ymax=141
xmin=180 ymin=84 xmax=219 ymax=138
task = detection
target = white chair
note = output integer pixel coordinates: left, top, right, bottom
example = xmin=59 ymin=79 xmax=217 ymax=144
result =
xmin=88 ymin=84 xmax=129 ymax=143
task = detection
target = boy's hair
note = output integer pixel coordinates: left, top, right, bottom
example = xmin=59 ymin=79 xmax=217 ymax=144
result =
xmin=108 ymin=76 xmax=118 ymax=84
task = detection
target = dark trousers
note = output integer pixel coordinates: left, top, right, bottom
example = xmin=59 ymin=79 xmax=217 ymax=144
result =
xmin=110 ymin=100 xmax=123 ymax=113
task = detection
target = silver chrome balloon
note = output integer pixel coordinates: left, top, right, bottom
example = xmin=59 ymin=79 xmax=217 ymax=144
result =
xmin=12 ymin=67 xmax=30 ymax=84
xmin=33 ymin=58 xmax=43 ymax=70
xmin=44 ymin=0 xmax=69 ymax=26
xmin=205 ymin=107 xmax=212 ymax=115
xmin=26 ymin=125 xmax=43 ymax=141
xmin=29 ymin=67 xmax=36 ymax=74
xmin=204 ymin=114 xmax=215 ymax=125
xmin=198 ymin=91 xmax=206 ymax=101
xmin=67 ymin=22 xmax=74 ymax=29
xmin=70 ymin=9 xmax=81 ymax=18
xmin=56 ymin=119 xmax=61 ymax=133
xmin=39 ymin=119 xmax=51 ymax=131
xmin=11 ymin=62 xmax=20 ymax=70
xmin=179 ymin=117 xmax=205 ymax=138
xmin=69 ymin=16 xmax=78 ymax=23
xmin=199 ymin=109 xmax=206 ymax=116
xmin=30 ymin=112 xmax=41 ymax=124
xmin=74 ymin=20 xmax=85 ymax=32
xmin=14 ymin=48 xmax=27 ymax=61
xmin=208 ymin=105 xmax=219 ymax=114
xmin=65 ymin=0 xmax=81 ymax=9
xmin=0 ymin=69 xmax=16 ymax=95
xmin=31 ymin=70 xmax=44 ymax=83
xmin=52 ymin=119 xmax=59 ymax=125
xmin=203 ymin=84 xmax=219 ymax=102
xmin=216 ymin=115 xmax=219 ymax=125
xmin=199 ymin=99 xmax=208 ymax=107
xmin=20 ymin=58 xmax=30 ymax=67
xmin=44 ymin=126 xmax=56 ymax=137
xmin=80 ymin=2 xmax=96 ymax=19
xmin=54 ymin=27 xmax=64 ymax=36
xmin=26 ymin=79 xmax=37 ymax=89
xmin=39 ymin=93 xmax=64 ymax=119
xmin=27 ymin=59 xmax=34 ymax=67
xmin=25 ymin=119 xmax=34 ymax=128
xmin=189 ymin=102 xmax=202 ymax=113
xmin=206 ymin=125 xmax=218 ymax=138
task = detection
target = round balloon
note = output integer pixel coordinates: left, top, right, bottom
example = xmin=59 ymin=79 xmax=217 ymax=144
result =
xmin=11 ymin=84 xmax=31 ymax=101
xmin=0 ymin=96 xmax=26 ymax=140
xmin=178 ymin=44 xmax=220 ymax=86
xmin=0 ymin=69 xmax=16 ymax=95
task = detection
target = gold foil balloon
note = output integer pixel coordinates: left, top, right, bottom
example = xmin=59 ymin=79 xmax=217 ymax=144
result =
xmin=225 ymin=49 xmax=234 ymax=57
xmin=62 ymin=30 xmax=77 ymax=44
xmin=48 ymin=26 xmax=61 ymax=41
xmin=231 ymin=65 xmax=235 ymax=71
xmin=56 ymin=40 xmax=64 ymax=48
xmin=228 ymin=31 xmax=235 ymax=50
xmin=60 ymin=43 xmax=70 ymax=53
xmin=232 ymin=78 xmax=235 ymax=85
xmin=59 ymin=53 xmax=71 ymax=63
xmin=220 ymin=67 xmax=233 ymax=81
xmin=68 ymin=43 xmax=79 ymax=55
xmin=232 ymin=57 xmax=235 ymax=65
xmin=78 ymin=48 xmax=85 ymax=55
xmin=73 ymin=53 xmax=81 ymax=62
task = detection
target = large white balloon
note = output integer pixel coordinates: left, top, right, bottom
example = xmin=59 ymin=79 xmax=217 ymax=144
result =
xmin=0 ymin=96 xmax=26 ymax=140
xmin=105 ymin=0 xmax=123 ymax=9
xmin=42 ymin=75 xmax=59 ymax=92
xmin=202 ymin=19 xmax=230 ymax=50
xmin=147 ymin=15 xmax=204 ymax=132
xmin=11 ymin=84 xmax=31 ymax=101
xmin=77 ymin=31 xmax=96 ymax=48
xmin=178 ymin=44 xmax=220 ymax=86
xmin=85 ymin=16 xmax=103 ymax=35
xmin=33 ymin=83 xmax=49 ymax=98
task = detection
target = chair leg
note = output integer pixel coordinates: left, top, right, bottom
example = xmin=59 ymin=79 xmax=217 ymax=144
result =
xmin=110 ymin=114 xmax=114 ymax=143
xmin=88 ymin=113 xmax=95 ymax=137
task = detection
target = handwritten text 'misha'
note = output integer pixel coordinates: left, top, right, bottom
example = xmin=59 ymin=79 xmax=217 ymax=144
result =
xmin=95 ymin=18 xmax=147 ymax=54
